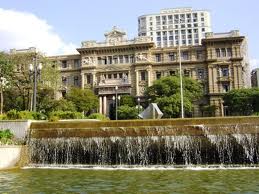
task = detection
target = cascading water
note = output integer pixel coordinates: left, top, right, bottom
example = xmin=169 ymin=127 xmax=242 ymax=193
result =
xmin=27 ymin=119 xmax=259 ymax=167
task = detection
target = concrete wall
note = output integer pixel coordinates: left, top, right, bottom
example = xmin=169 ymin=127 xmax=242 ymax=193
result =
xmin=0 ymin=146 xmax=22 ymax=169
xmin=0 ymin=120 xmax=31 ymax=139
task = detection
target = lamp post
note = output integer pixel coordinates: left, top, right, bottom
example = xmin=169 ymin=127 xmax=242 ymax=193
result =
xmin=0 ymin=77 xmax=8 ymax=114
xmin=29 ymin=57 xmax=42 ymax=112
xmin=178 ymin=19 xmax=184 ymax=118
xmin=137 ymin=97 xmax=140 ymax=115
xmin=115 ymin=86 xmax=118 ymax=120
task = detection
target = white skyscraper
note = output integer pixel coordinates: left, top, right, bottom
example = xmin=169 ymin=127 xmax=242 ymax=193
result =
xmin=138 ymin=7 xmax=212 ymax=47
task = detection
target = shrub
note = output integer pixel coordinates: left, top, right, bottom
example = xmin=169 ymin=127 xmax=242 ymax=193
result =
xmin=87 ymin=113 xmax=109 ymax=121
xmin=48 ymin=111 xmax=85 ymax=120
xmin=6 ymin=109 xmax=19 ymax=120
xmin=0 ymin=114 xmax=7 ymax=120
xmin=18 ymin=111 xmax=34 ymax=120
xmin=0 ymin=129 xmax=14 ymax=145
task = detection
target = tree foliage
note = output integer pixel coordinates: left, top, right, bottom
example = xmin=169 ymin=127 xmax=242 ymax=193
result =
xmin=120 ymin=95 xmax=136 ymax=107
xmin=223 ymin=88 xmax=259 ymax=116
xmin=66 ymin=87 xmax=98 ymax=114
xmin=145 ymin=76 xmax=202 ymax=118
xmin=117 ymin=105 xmax=139 ymax=120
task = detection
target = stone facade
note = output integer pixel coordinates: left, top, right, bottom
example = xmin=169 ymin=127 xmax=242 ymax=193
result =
xmin=49 ymin=27 xmax=249 ymax=117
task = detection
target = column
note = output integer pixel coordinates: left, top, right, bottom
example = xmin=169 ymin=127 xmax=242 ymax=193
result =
xmin=147 ymin=69 xmax=152 ymax=86
xmin=92 ymin=73 xmax=96 ymax=86
xmin=81 ymin=73 xmax=85 ymax=89
xmin=103 ymin=96 xmax=107 ymax=116
xmin=208 ymin=66 xmax=213 ymax=93
xmin=99 ymin=96 xmax=103 ymax=114
xmin=135 ymin=70 xmax=139 ymax=96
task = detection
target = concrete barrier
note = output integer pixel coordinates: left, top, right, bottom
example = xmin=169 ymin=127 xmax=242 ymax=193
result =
xmin=0 ymin=120 xmax=31 ymax=139
xmin=0 ymin=146 xmax=23 ymax=169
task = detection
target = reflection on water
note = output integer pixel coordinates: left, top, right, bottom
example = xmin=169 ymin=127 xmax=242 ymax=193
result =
xmin=1 ymin=168 xmax=259 ymax=193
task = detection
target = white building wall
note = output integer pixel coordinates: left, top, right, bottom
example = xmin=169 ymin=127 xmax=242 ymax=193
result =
xmin=138 ymin=8 xmax=212 ymax=47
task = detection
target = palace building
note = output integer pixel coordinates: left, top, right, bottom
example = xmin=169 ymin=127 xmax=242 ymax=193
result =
xmin=49 ymin=26 xmax=250 ymax=117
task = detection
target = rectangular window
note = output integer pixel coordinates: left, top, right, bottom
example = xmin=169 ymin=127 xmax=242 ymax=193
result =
xmin=155 ymin=54 xmax=162 ymax=62
xmin=108 ymin=56 xmax=112 ymax=64
xmin=196 ymin=51 xmax=203 ymax=60
xmin=98 ymin=57 xmax=102 ymax=65
xmin=74 ymin=76 xmax=79 ymax=86
xmin=86 ymin=74 xmax=91 ymax=84
xmin=197 ymin=69 xmax=204 ymax=79
xmin=108 ymin=74 xmax=112 ymax=79
xmin=170 ymin=70 xmax=176 ymax=76
xmin=156 ymin=72 xmax=161 ymax=79
xmin=221 ymin=48 xmax=226 ymax=57
xmin=181 ymin=51 xmax=189 ymax=60
xmin=130 ymin=55 xmax=135 ymax=63
xmin=140 ymin=71 xmax=146 ymax=81
xmin=61 ymin=60 xmax=67 ymax=68
xmin=119 ymin=73 xmax=123 ymax=79
xmin=223 ymin=83 xmax=230 ymax=92
xmin=114 ymin=74 xmax=118 ymax=79
xmin=113 ymin=56 xmax=118 ymax=64
xmin=221 ymin=66 xmax=229 ymax=77
xmin=119 ymin=55 xmax=123 ymax=63
xmin=227 ymin=48 xmax=232 ymax=57
xmin=168 ymin=52 xmax=176 ymax=61
xmin=62 ymin=76 xmax=67 ymax=85
xmin=74 ymin=59 xmax=80 ymax=68
xmin=124 ymin=55 xmax=129 ymax=63
xmin=216 ymin=48 xmax=221 ymax=57
xmin=184 ymin=69 xmax=190 ymax=77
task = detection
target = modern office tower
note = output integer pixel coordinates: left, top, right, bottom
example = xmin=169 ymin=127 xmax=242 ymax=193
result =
xmin=138 ymin=7 xmax=212 ymax=47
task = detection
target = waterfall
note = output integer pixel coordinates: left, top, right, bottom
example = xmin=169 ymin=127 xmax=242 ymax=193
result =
xmin=28 ymin=121 xmax=259 ymax=166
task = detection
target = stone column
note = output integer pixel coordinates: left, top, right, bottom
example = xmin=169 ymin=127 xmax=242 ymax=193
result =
xmin=99 ymin=96 xmax=103 ymax=114
xmin=81 ymin=73 xmax=85 ymax=89
xmin=135 ymin=70 xmax=139 ymax=96
xmin=92 ymin=73 xmax=96 ymax=86
xmin=147 ymin=67 xmax=152 ymax=86
xmin=103 ymin=96 xmax=107 ymax=116
xmin=208 ymin=66 xmax=213 ymax=93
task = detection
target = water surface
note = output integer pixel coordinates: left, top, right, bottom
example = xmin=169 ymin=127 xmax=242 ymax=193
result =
xmin=1 ymin=168 xmax=259 ymax=193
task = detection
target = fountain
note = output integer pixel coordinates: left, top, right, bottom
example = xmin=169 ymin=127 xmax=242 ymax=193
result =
xmin=27 ymin=117 xmax=259 ymax=167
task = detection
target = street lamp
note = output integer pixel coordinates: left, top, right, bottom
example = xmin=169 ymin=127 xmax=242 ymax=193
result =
xmin=0 ymin=77 xmax=8 ymax=114
xmin=115 ymin=86 xmax=118 ymax=120
xmin=29 ymin=57 xmax=42 ymax=112
xmin=178 ymin=19 xmax=184 ymax=118
xmin=137 ymin=97 xmax=140 ymax=115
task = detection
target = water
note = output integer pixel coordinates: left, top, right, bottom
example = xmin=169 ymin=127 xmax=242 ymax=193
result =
xmin=1 ymin=168 xmax=259 ymax=193
xmin=29 ymin=133 xmax=259 ymax=165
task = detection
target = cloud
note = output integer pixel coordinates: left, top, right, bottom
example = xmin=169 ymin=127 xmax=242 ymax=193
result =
xmin=250 ymin=59 xmax=259 ymax=71
xmin=0 ymin=8 xmax=77 ymax=55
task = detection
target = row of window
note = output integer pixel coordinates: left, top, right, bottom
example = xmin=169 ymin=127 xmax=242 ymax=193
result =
xmin=61 ymin=59 xmax=80 ymax=69
xmin=154 ymin=68 xmax=205 ymax=80
xmin=62 ymin=76 xmax=80 ymax=86
xmin=215 ymin=48 xmax=232 ymax=58
xmin=155 ymin=50 xmax=203 ymax=62
xmin=97 ymin=55 xmax=135 ymax=65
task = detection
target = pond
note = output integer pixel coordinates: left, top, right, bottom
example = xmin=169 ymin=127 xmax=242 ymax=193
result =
xmin=1 ymin=167 xmax=259 ymax=193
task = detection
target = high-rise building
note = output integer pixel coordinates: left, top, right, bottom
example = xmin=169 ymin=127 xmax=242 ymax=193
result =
xmin=138 ymin=7 xmax=211 ymax=47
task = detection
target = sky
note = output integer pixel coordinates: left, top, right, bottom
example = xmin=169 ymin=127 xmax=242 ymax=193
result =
xmin=0 ymin=0 xmax=258 ymax=69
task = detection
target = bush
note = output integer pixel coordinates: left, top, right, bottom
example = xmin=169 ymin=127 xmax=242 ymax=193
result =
xmin=0 ymin=129 xmax=14 ymax=145
xmin=48 ymin=111 xmax=85 ymax=120
xmin=87 ymin=113 xmax=109 ymax=121
xmin=6 ymin=109 xmax=19 ymax=120
xmin=117 ymin=105 xmax=139 ymax=120
xmin=0 ymin=114 xmax=7 ymax=120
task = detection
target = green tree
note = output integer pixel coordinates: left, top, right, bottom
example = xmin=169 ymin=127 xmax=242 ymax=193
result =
xmin=120 ymin=95 xmax=136 ymax=107
xmin=117 ymin=105 xmax=139 ymax=120
xmin=66 ymin=87 xmax=98 ymax=114
xmin=0 ymin=52 xmax=13 ymax=114
xmin=223 ymin=88 xmax=259 ymax=116
xmin=145 ymin=76 xmax=202 ymax=118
